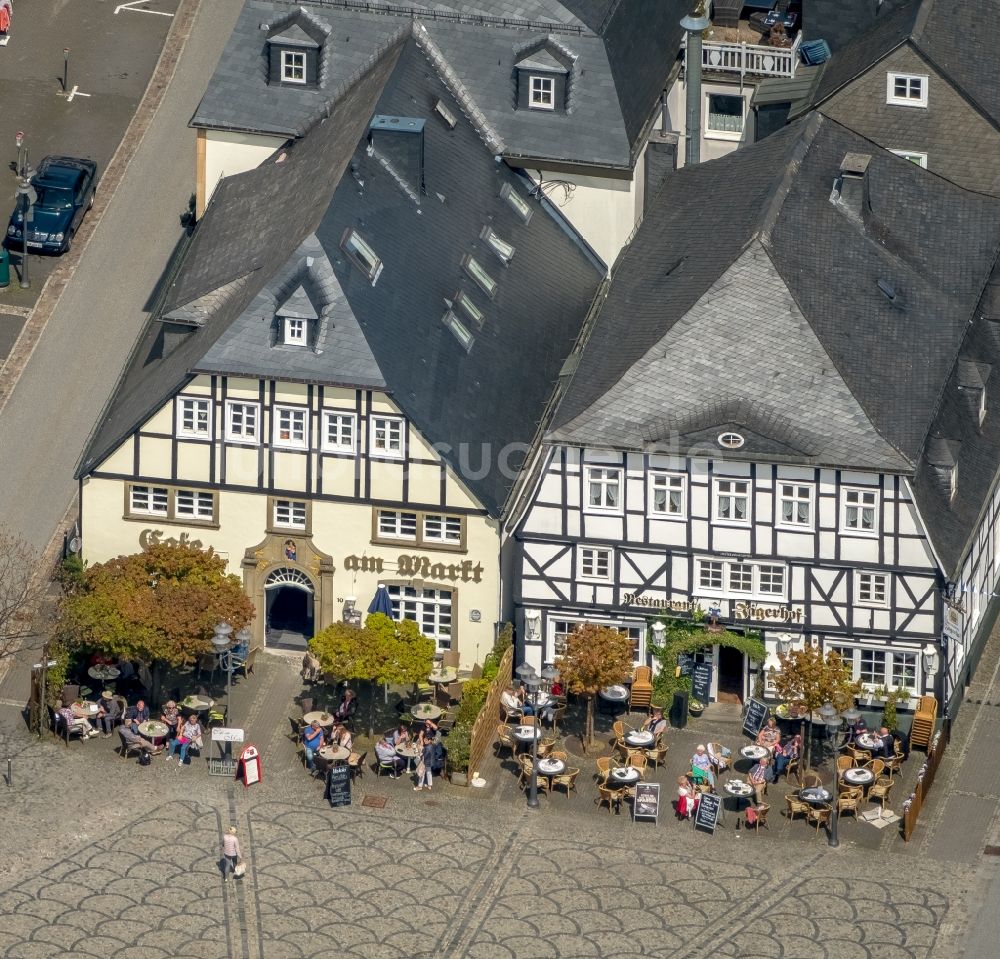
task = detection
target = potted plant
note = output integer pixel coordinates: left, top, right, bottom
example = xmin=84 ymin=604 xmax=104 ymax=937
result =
xmin=446 ymin=724 xmax=472 ymax=786
xmin=688 ymin=699 xmax=705 ymax=717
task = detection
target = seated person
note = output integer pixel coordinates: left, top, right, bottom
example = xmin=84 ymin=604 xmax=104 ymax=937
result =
xmin=57 ymin=703 xmax=97 ymax=739
xmin=707 ymin=742 xmax=732 ymax=772
xmin=333 ymin=723 xmax=353 ymax=753
xmin=160 ymin=700 xmax=182 ymax=737
xmin=125 ymin=699 xmax=150 ymax=730
xmin=772 ymin=734 xmax=801 ymax=777
xmin=334 ymin=688 xmax=358 ymax=723
xmin=550 ymin=680 xmax=564 ymax=698
xmin=500 ymin=687 xmax=521 ymax=716
xmin=691 ymin=744 xmax=715 ymax=786
xmin=302 ymin=721 xmax=324 ymax=770
xmin=676 ymin=775 xmax=699 ymax=820
xmin=96 ymin=690 xmax=121 ymax=736
xmin=166 ymin=714 xmax=203 ymax=764
xmin=391 ymin=723 xmax=410 ymax=746
xmin=375 ymin=734 xmax=405 ymax=776
xmin=119 ymin=723 xmax=161 ymax=755
xmin=515 ymin=685 xmax=535 ymax=716
xmin=756 ymin=718 xmax=781 ymax=751
xmin=875 ymin=726 xmax=895 ymax=759
xmin=644 ymin=707 xmax=667 ymax=739
xmin=748 ymin=756 xmax=774 ymax=805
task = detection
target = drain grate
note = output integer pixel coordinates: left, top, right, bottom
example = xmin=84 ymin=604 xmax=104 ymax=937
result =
xmin=983 ymin=845 xmax=1000 ymax=856
xmin=362 ymin=795 xmax=388 ymax=809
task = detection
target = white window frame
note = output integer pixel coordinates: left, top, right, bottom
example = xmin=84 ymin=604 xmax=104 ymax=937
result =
xmin=704 ymin=92 xmax=745 ymax=141
xmin=273 ymin=499 xmax=307 ymax=530
xmin=827 ymin=642 xmax=921 ymax=696
xmin=529 ymin=74 xmax=555 ymax=110
xmin=284 ymin=317 xmax=307 ymax=346
xmin=585 ymin=466 xmax=622 ymax=514
xmin=698 ymin=559 xmax=724 ymax=592
xmin=387 ymin=585 xmax=453 ymax=651
xmin=728 ymin=562 xmax=754 ymax=594
xmin=225 ymin=401 xmax=260 ymax=445
xmin=713 ymin=478 xmax=751 ymax=525
xmin=648 ymin=471 xmax=686 ymax=519
xmin=500 ymin=182 xmax=532 ymax=224
xmin=273 ymin=405 xmax=308 ymax=450
xmin=697 ymin=557 xmax=788 ymax=600
xmin=422 ymin=514 xmax=462 ymax=544
xmin=777 ymin=482 xmax=814 ymax=529
xmin=886 ymin=72 xmax=928 ymax=108
xmin=857 ymin=571 xmax=889 ymax=607
xmin=177 ymin=396 xmax=212 ymax=439
xmin=377 ymin=509 xmax=418 ymax=541
xmin=281 ymin=49 xmax=306 ymax=84
xmin=321 ymin=411 xmax=356 ymax=454
xmin=369 ymin=415 xmax=405 ymax=458
xmin=129 ymin=485 xmax=169 ymax=516
xmin=842 ymin=486 xmax=879 ymax=536
xmin=578 ymin=545 xmax=612 ymax=581
xmin=890 ymin=149 xmax=928 ymax=168
xmin=341 ymin=229 xmax=383 ymax=284
xmin=174 ymin=489 xmax=215 ymax=521
xmin=758 ymin=564 xmax=785 ymax=596
xmin=551 ymin=618 xmax=642 ymax=666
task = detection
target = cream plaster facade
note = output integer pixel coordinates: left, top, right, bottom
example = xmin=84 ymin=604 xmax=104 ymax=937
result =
xmin=665 ymin=75 xmax=752 ymax=166
xmin=197 ymin=129 xmax=288 ymax=217
xmin=81 ymin=375 xmax=500 ymax=669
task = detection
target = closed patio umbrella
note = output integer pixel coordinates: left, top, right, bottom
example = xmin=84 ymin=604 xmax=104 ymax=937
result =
xmin=367 ymin=584 xmax=394 ymax=617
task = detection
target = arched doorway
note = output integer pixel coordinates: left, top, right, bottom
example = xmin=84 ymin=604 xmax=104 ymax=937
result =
xmin=265 ymin=566 xmax=314 ymax=651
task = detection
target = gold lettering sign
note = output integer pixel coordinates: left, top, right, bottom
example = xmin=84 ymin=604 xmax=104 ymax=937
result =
xmin=622 ymin=593 xmax=804 ymax=624
xmin=140 ymin=529 xmax=204 ymax=551
xmin=344 ymin=554 xmax=483 ymax=584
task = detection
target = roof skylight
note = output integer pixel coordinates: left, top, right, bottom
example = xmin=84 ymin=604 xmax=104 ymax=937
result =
xmin=340 ymin=228 xmax=383 ymax=284
xmin=482 ymin=227 xmax=515 ymax=266
xmin=434 ymin=99 xmax=458 ymax=130
xmin=500 ymin=182 xmax=532 ymax=224
xmin=462 ymin=254 xmax=497 ymax=298
xmin=442 ymin=310 xmax=474 ymax=352
xmin=455 ymin=290 xmax=484 ymax=328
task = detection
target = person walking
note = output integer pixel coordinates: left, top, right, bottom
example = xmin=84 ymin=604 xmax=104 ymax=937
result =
xmin=414 ymin=736 xmax=435 ymax=791
xmin=221 ymin=826 xmax=242 ymax=882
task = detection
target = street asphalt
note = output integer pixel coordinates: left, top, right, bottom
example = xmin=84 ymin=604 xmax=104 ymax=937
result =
xmin=0 ymin=0 xmax=244 ymax=550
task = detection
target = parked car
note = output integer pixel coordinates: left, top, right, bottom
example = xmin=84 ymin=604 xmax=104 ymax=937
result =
xmin=5 ymin=155 xmax=98 ymax=254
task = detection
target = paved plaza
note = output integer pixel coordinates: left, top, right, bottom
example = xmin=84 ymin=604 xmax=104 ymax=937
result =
xmin=1 ymin=637 xmax=999 ymax=958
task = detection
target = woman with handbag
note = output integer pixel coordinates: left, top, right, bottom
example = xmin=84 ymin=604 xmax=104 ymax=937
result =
xmin=222 ymin=826 xmax=242 ymax=882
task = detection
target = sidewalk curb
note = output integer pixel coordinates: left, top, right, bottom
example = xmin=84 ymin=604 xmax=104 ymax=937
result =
xmin=0 ymin=0 xmax=201 ymax=415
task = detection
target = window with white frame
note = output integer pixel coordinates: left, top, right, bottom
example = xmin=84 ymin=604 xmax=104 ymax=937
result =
xmin=705 ymin=93 xmax=745 ymax=138
xmin=369 ymin=415 xmax=404 ymax=457
xmin=284 ymin=317 xmax=307 ymax=346
xmin=579 ymin=546 xmax=611 ymax=580
xmin=130 ymin=485 xmax=168 ymax=516
xmin=778 ymin=483 xmax=813 ymax=527
xmin=387 ymin=585 xmax=453 ymax=650
xmin=890 ymin=149 xmax=928 ymax=168
xmin=697 ymin=557 xmax=788 ymax=599
xmin=552 ymin=620 xmax=640 ymax=664
xmin=281 ymin=50 xmax=306 ymax=84
xmin=552 ymin=620 xmax=576 ymax=658
xmin=586 ymin=466 xmax=622 ymax=512
xmin=829 ymin=644 xmax=921 ymax=695
xmin=423 ymin=514 xmax=462 ymax=544
xmin=174 ymin=489 xmax=215 ymax=521
xmin=341 ymin=229 xmax=383 ymax=284
xmin=376 ymin=510 xmax=418 ymax=540
xmin=273 ymin=406 xmax=308 ymax=449
xmin=714 ymin=478 xmax=750 ymax=523
xmin=649 ymin=472 xmax=685 ymax=518
xmin=529 ymin=75 xmax=554 ymax=109
xmin=887 ymin=72 xmax=928 ymax=107
xmin=842 ymin=487 xmax=878 ymax=534
xmin=321 ymin=412 xmax=356 ymax=454
xmin=225 ymin=401 xmax=259 ymax=444
xmin=500 ymin=182 xmax=533 ymax=224
xmin=891 ymin=651 xmax=918 ymax=689
xmin=273 ymin=499 xmax=307 ymax=529
xmin=857 ymin=571 xmax=889 ymax=607
xmin=177 ymin=397 xmax=211 ymax=438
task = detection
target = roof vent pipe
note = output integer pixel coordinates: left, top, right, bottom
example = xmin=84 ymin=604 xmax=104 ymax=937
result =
xmin=681 ymin=2 xmax=711 ymax=167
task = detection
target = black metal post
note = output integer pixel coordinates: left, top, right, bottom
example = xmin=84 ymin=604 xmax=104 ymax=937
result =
xmin=5 ymin=758 xmax=10 ymax=787
xmin=527 ymin=686 xmax=539 ymax=809
xmin=63 ymin=48 xmax=69 ymax=92
xmin=20 ymin=185 xmax=29 ymax=289
xmin=827 ymin=718 xmax=842 ymax=848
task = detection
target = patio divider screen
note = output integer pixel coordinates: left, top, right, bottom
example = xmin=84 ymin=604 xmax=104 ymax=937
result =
xmin=466 ymin=644 xmax=514 ymax=778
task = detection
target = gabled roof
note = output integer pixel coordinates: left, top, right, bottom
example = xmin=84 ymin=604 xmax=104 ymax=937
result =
xmin=551 ymin=113 xmax=1000 ymax=477
xmin=82 ymin=36 xmax=604 ymax=516
xmin=191 ymin=0 xmax=688 ymax=167
xmin=802 ymin=0 xmax=914 ymax=53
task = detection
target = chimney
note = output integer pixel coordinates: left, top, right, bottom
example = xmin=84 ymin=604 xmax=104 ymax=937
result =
xmin=832 ymin=152 xmax=871 ymax=222
xmin=681 ymin=2 xmax=711 ymax=167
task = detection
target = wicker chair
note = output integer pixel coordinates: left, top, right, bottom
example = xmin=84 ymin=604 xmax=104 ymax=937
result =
xmin=709 ymin=743 xmax=732 ymax=778
xmin=646 ymin=741 xmax=668 ymax=770
xmin=537 ymin=737 xmax=556 ymax=758
xmin=747 ymin=803 xmax=770 ymax=832
xmin=548 ymin=704 xmax=567 ymax=733
xmin=548 ymin=750 xmax=569 ymax=764
xmin=836 ymin=755 xmax=853 ymax=778
xmin=495 ymin=724 xmax=516 ymax=760
xmin=837 ymin=786 xmax=863 ymax=820
xmin=867 ymin=758 xmax=885 ymax=780
xmin=884 ymin=744 xmax=904 ymax=778
xmin=520 ymin=714 xmax=538 ymax=728
xmin=517 ymin=754 xmax=534 ymax=790
xmin=800 ymin=771 xmax=823 ymax=789
xmin=806 ymin=803 xmax=832 ymax=834
xmin=630 ymin=666 xmax=653 ymax=710
xmin=552 ymin=767 xmax=579 ymax=799
xmin=784 ymin=792 xmax=810 ymax=826
xmin=595 ymin=783 xmax=622 ymax=814
xmin=626 ymin=753 xmax=648 ymax=776
xmin=868 ymin=776 xmax=894 ymax=809
xmin=501 ymin=702 xmax=523 ymax=725
xmin=595 ymin=756 xmax=612 ymax=782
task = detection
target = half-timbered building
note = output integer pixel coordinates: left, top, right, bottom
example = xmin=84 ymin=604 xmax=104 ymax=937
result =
xmin=509 ymin=112 xmax=1000 ymax=715
xmin=76 ymin=36 xmax=602 ymax=664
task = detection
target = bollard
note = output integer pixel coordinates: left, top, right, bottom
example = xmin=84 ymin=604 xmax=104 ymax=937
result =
xmin=0 ymin=244 xmax=10 ymax=288
xmin=5 ymin=758 xmax=10 ymax=787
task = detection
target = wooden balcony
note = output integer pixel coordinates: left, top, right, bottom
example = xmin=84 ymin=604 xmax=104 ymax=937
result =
xmin=685 ymin=32 xmax=802 ymax=79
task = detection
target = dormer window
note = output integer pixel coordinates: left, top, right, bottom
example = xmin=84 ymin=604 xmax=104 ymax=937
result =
xmin=274 ymin=282 xmax=317 ymax=349
xmin=281 ymin=50 xmax=306 ymax=84
xmin=530 ymin=76 xmax=554 ymax=110
xmin=514 ymin=38 xmax=573 ymax=114
xmin=284 ymin=317 xmax=306 ymax=345
xmin=887 ymin=72 xmax=928 ymax=107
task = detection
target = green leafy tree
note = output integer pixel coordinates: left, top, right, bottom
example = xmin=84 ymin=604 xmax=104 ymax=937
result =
xmin=555 ymin=623 xmax=634 ymax=747
xmin=57 ymin=543 xmax=254 ymax=700
xmin=770 ymin=644 xmax=862 ymax=768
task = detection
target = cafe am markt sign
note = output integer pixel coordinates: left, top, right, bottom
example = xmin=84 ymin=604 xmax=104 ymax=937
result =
xmin=622 ymin=592 xmax=804 ymax=625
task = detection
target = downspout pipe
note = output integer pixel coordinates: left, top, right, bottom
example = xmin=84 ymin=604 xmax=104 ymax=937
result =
xmin=681 ymin=3 xmax=711 ymax=167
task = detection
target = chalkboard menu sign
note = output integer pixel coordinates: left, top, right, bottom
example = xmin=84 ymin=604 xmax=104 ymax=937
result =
xmin=633 ymin=783 xmax=660 ymax=824
xmin=691 ymin=662 xmax=713 ymax=703
xmin=325 ymin=764 xmax=352 ymax=808
xmin=742 ymin=698 xmax=769 ymax=738
xmin=694 ymin=792 xmax=722 ymax=834
xmin=677 ymin=654 xmax=694 ymax=677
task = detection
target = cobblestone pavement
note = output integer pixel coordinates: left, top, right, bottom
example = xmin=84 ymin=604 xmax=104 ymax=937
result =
xmin=0 ymin=646 xmax=993 ymax=959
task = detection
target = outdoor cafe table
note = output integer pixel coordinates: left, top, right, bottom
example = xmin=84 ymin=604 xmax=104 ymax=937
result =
xmin=842 ymin=767 xmax=875 ymax=788
xmin=138 ymin=720 xmax=170 ymax=744
xmin=71 ymin=702 xmax=99 ymax=719
xmin=303 ymin=711 xmax=336 ymax=727
xmin=411 ymin=703 xmax=443 ymax=721
xmin=536 ymin=757 xmax=566 ymax=780
xmin=740 ymin=745 xmax=768 ymax=761
xmin=396 ymin=743 xmax=421 ymax=771
xmin=609 ymin=766 xmax=642 ymax=787
xmin=512 ymin=725 xmax=542 ymax=746
xmin=319 ymin=744 xmax=350 ymax=764
xmin=88 ymin=665 xmax=120 ymax=682
xmin=724 ymin=779 xmax=754 ymax=814
xmin=599 ymin=685 xmax=629 ymax=704
xmin=428 ymin=667 xmax=458 ymax=685
xmin=624 ymin=730 xmax=655 ymax=749
xmin=181 ymin=695 xmax=214 ymax=713
xmin=855 ymin=733 xmax=882 ymax=752
xmin=799 ymin=787 xmax=833 ymax=806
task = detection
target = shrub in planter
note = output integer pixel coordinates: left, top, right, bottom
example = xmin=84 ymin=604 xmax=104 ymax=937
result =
xmin=456 ymin=679 xmax=491 ymax=726
xmin=446 ymin=724 xmax=472 ymax=782
xmin=689 ymin=699 xmax=705 ymax=715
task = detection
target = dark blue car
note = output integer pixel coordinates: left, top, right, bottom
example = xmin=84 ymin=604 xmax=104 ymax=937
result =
xmin=6 ymin=155 xmax=98 ymax=254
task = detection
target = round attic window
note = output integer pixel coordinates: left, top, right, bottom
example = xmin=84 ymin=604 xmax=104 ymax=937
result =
xmin=717 ymin=432 xmax=745 ymax=450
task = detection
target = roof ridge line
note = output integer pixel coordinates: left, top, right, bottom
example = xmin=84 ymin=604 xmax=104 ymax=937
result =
xmin=757 ymin=111 xmax=823 ymax=248
xmin=910 ymin=0 xmax=935 ymax=44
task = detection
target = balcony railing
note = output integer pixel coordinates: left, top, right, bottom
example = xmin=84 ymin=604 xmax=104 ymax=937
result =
xmin=685 ymin=33 xmax=802 ymax=79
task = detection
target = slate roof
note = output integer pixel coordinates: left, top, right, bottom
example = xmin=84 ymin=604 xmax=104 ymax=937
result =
xmin=191 ymin=0 xmax=688 ymax=168
xmin=550 ymin=113 xmax=1000 ymax=477
xmin=81 ymin=34 xmax=604 ymax=517
xmin=803 ymin=0 xmax=1000 ymax=130
xmin=802 ymin=0 xmax=913 ymax=53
